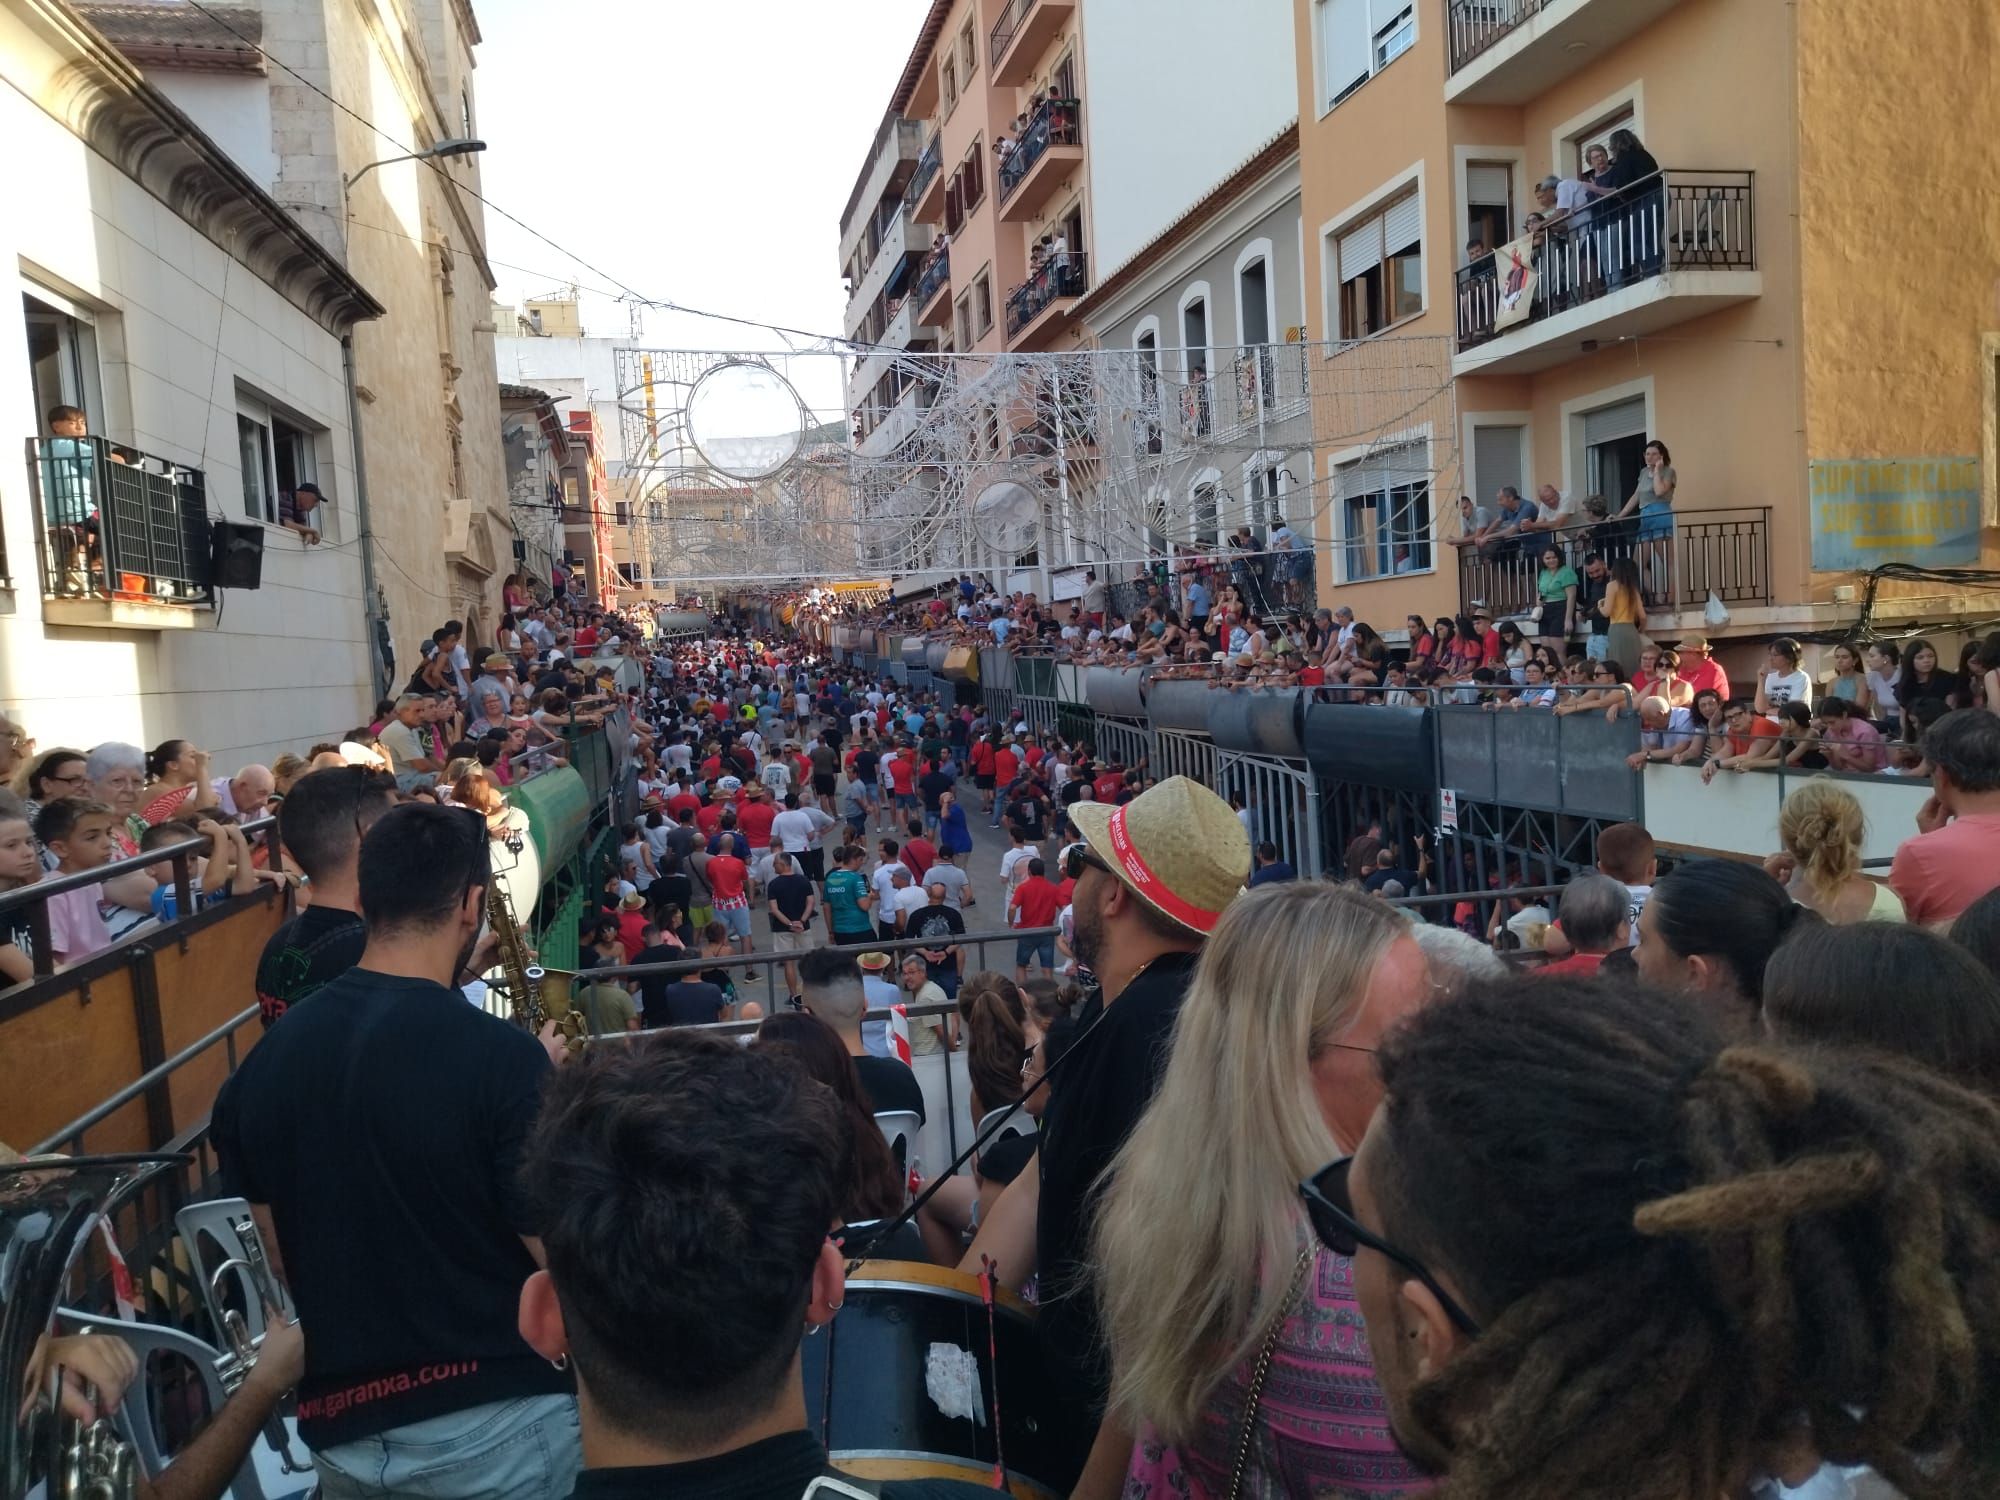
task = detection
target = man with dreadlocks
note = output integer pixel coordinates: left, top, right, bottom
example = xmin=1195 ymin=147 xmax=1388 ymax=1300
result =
xmin=1302 ymin=977 xmax=2000 ymax=1500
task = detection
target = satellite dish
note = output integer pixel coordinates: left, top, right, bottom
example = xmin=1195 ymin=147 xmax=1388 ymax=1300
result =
xmin=972 ymin=480 xmax=1041 ymax=556
xmin=685 ymin=361 xmax=806 ymax=480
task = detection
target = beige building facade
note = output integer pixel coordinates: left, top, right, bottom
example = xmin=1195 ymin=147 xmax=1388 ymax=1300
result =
xmin=1292 ymin=0 xmax=2000 ymax=668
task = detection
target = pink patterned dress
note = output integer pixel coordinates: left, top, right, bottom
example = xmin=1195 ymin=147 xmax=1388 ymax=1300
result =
xmin=1124 ymin=1245 xmax=1431 ymax=1500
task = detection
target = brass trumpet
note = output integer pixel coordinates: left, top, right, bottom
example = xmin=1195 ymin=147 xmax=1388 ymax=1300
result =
xmin=487 ymin=881 xmax=584 ymax=1052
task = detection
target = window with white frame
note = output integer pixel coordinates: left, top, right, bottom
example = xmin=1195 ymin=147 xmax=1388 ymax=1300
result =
xmin=1465 ymin=162 xmax=1513 ymax=255
xmin=23 ymin=290 xmax=108 ymax=436
xmin=237 ymin=391 xmax=330 ymax=536
xmin=1317 ymin=0 xmax=1415 ymax=111
xmin=1333 ymin=191 xmax=1424 ymax=339
xmin=1337 ymin=441 xmax=1432 ymax=582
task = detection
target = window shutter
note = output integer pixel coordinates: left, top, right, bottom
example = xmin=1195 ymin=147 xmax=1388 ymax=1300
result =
xmin=1338 ymin=217 xmax=1383 ymax=282
xmin=1582 ymin=397 xmax=1647 ymax=448
xmin=1471 ymin=425 xmax=1524 ymax=509
xmin=1467 ymin=163 xmax=1511 ymax=206
xmin=1321 ymin=0 xmax=1370 ymax=103
xmin=1381 ymin=193 xmax=1422 ymax=255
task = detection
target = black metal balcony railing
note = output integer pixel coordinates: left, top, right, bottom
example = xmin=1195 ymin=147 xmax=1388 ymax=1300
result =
xmin=904 ymin=136 xmax=941 ymax=214
xmin=913 ymin=242 xmax=952 ymax=308
xmin=1453 ymin=508 xmax=1771 ymax=621
xmin=1445 ymin=0 xmax=1550 ymax=72
xmin=998 ymin=96 xmax=1081 ymax=202
xmin=28 ymin=437 xmax=213 ymax=604
xmin=989 ymin=0 xmax=1041 ymax=68
xmin=1454 ymin=169 xmax=1755 ymax=352
xmin=1005 ymin=251 xmax=1088 ymax=337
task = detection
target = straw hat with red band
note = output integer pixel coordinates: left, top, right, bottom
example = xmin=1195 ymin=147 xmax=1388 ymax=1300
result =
xmin=1065 ymin=775 xmax=1251 ymax=936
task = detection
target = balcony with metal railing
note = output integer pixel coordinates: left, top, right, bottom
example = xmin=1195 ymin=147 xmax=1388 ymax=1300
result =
xmin=27 ymin=437 xmax=213 ymax=626
xmin=1451 ymin=168 xmax=1759 ymax=376
xmin=997 ymin=96 xmax=1082 ymax=223
xmin=990 ymin=0 xmax=1075 ymax=85
xmin=1443 ymin=0 xmax=1685 ymax=104
xmin=1452 ymin=508 xmax=1772 ymax=621
xmin=912 ymin=242 xmax=953 ymax=327
xmin=1004 ymin=251 xmax=1088 ymax=345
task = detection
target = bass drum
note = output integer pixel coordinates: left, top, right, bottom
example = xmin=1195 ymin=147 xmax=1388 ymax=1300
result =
xmin=800 ymin=1260 xmax=1089 ymax=1500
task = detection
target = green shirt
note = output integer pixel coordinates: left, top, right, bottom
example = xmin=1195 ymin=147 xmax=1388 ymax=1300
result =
xmin=1537 ymin=565 xmax=1579 ymax=603
xmin=825 ymin=868 xmax=870 ymax=933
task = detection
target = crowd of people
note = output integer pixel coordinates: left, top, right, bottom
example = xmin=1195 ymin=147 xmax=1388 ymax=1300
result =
xmin=17 ymin=597 xmax=2000 ymax=1500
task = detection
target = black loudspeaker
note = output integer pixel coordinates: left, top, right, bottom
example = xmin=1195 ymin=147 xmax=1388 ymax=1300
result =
xmin=210 ymin=520 xmax=266 ymax=590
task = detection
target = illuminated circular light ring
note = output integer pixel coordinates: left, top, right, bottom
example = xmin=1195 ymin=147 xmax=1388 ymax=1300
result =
xmin=683 ymin=360 xmax=809 ymax=481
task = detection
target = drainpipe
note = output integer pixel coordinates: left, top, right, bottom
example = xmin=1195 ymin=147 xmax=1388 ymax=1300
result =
xmin=342 ymin=334 xmax=389 ymax=700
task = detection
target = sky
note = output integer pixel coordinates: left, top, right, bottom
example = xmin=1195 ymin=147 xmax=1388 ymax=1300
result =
xmin=469 ymin=0 xmax=936 ymax=423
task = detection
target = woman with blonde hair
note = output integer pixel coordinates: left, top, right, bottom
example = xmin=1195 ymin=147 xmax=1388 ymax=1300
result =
xmin=1088 ymin=883 xmax=1431 ymax=1500
xmin=1768 ymin=777 xmax=1904 ymax=924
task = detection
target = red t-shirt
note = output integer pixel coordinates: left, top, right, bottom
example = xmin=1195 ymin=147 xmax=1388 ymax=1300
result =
xmin=1538 ymin=951 xmax=1607 ymax=978
xmin=993 ymin=749 xmax=1020 ymax=786
xmin=970 ymin=742 xmax=995 ymax=776
xmin=1011 ymin=875 xmax=1064 ymax=929
xmin=1480 ymin=628 xmax=1504 ymax=666
xmin=1023 ymin=745 xmax=1045 ymax=768
xmin=667 ymin=792 xmax=703 ymax=821
xmin=700 ymin=755 xmax=723 ymax=782
xmin=736 ymin=800 xmax=777 ymax=847
xmin=1094 ymin=772 xmax=1124 ymax=802
xmin=617 ymin=909 xmax=649 ymax=960
xmin=888 ymin=757 xmax=916 ymax=795
xmin=1726 ymin=717 xmax=1779 ymax=756
xmin=706 ymin=855 xmax=748 ymax=903
xmin=1890 ymin=814 xmax=2000 ymax=926
xmin=903 ymin=837 xmax=937 ymax=880
xmin=696 ymin=802 xmax=725 ymax=839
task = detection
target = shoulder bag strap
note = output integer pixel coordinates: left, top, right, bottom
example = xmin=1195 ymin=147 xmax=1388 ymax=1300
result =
xmin=1224 ymin=1244 xmax=1314 ymax=1500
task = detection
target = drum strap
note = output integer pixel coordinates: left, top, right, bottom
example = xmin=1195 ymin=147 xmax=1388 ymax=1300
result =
xmin=805 ymin=1473 xmax=884 ymax=1500
xmin=1225 ymin=1244 xmax=1315 ymax=1500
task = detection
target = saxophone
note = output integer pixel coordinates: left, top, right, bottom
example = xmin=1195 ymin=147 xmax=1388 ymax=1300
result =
xmin=487 ymin=881 xmax=584 ymax=1051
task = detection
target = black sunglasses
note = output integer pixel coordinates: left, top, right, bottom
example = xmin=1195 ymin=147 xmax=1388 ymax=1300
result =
xmin=1061 ymin=842 xmax=1113 ymax=882
xmin=1298 ymin=1157 xmax=1482 ymax=1338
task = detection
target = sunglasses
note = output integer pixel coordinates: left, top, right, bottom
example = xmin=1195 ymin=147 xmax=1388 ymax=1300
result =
xmin=1298 ymin=1157 xmax=1482 ymax=1337
xmin=1061 ymin=842 xmax=1112 ymax=882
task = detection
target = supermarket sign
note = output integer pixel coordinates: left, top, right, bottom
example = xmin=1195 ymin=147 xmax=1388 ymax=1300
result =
xmin=1810 ymin=457 xmax=1980 ymax=571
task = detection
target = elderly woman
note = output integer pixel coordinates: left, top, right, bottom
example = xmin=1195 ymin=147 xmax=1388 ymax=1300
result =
xmin=86 ymin=742 xmax=150 ymax=855
xmin=12 ymin=747 xmax=88 ymax=827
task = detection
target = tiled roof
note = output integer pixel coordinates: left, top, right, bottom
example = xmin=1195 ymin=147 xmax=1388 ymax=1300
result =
xmin=73 ymin=1 xmax=266 ymax=73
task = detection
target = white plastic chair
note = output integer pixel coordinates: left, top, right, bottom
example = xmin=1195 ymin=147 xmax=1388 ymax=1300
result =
xmin=873 ymin=1109 xmax=923 ymax=1183
xmin=973 ymin=1107 xmax=1036 ymax=1153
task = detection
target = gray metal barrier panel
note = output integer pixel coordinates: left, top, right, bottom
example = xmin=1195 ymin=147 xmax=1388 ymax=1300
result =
xmin=1556 ymin=711 xmax=1645 ymax=822
xmin=1435 ymin=707 xmax=1641 ymax=820
xmin=1087 ymin=665 xmax=1150 ymax=719
xmin=1208 ymin=687 xmax=1306 ymax=759
xmin=1054 ymin=663 xmax=1087 ymax=704
xmin=1436 ymin=708 xmax=1499 ymax=803
xmin=1149 ymin=676 xmax=1214 ymax=732
xmin=1016 ymin=657 xmax=1057 ymax=697
xmin=1226 ymin=752 xmax=1324 ymax=879
xmin=979 ymin=648 xmax=1016 ymax=691
xmin=862 ymin=654 xmax=879 ymax=675
xmin=909 ymin=669 xmax=933 ymax=694
xmin=1303 ymin=703 xmax=1437 ymax=795
xmin=1019 ymin=696 xmax=1059 ymax=737
xmin=889 ymin=661 xmax=909 ymax=685
xmin=1093 ymin=717 xmax=1156 ymax=772
xmin=982 ymin=687 xmax=1016 ymax=725
xmin=1156 ymin=729 xmax=1219 ymax=787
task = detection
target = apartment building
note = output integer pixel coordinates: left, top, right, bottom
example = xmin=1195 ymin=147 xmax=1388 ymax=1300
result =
xmin=1294 ymin=0 xmax=2000 ymax=658
xmin=1074 ymin=0 xmax=1302 ymax=573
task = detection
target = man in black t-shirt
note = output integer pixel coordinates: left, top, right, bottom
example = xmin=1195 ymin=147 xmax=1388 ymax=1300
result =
xmin=212 ymin=802 xmax=580 ymax=1498
xmin=799 ymin=947 xmax=925 ymax=1122
xmin=519 ymin=1034 xmax=991 ymax=1500
xmin=1005 ymin=775 xmax=1053 ymax=858
xmin=965 ymin=777 xmax=1249 ymax=1489
xmin=906 ymin=883 xmax=966 ymax=997
xmin=917 ymin=759 xmax=955 ymax=835
xmin=764 ymin=851 xmax=817 ymax=1000
xmin=254 ymin=766 xmax=396 ymax=1028
xmin=657 ymin=977 xmax=725 ymax=1027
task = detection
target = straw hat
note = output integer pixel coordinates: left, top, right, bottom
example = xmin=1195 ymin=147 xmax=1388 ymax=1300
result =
xmin=1065 ymin=775 xmax=1250 ymax=936
xmin=857 ymin=951 xmax=893 ymax=972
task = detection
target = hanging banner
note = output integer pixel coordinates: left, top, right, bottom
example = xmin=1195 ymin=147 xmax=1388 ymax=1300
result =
xmin=1809 ymin=457 xmax=1980 ymax=571
xmin=1491 ymin=235 xmax=1539 ymax=331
